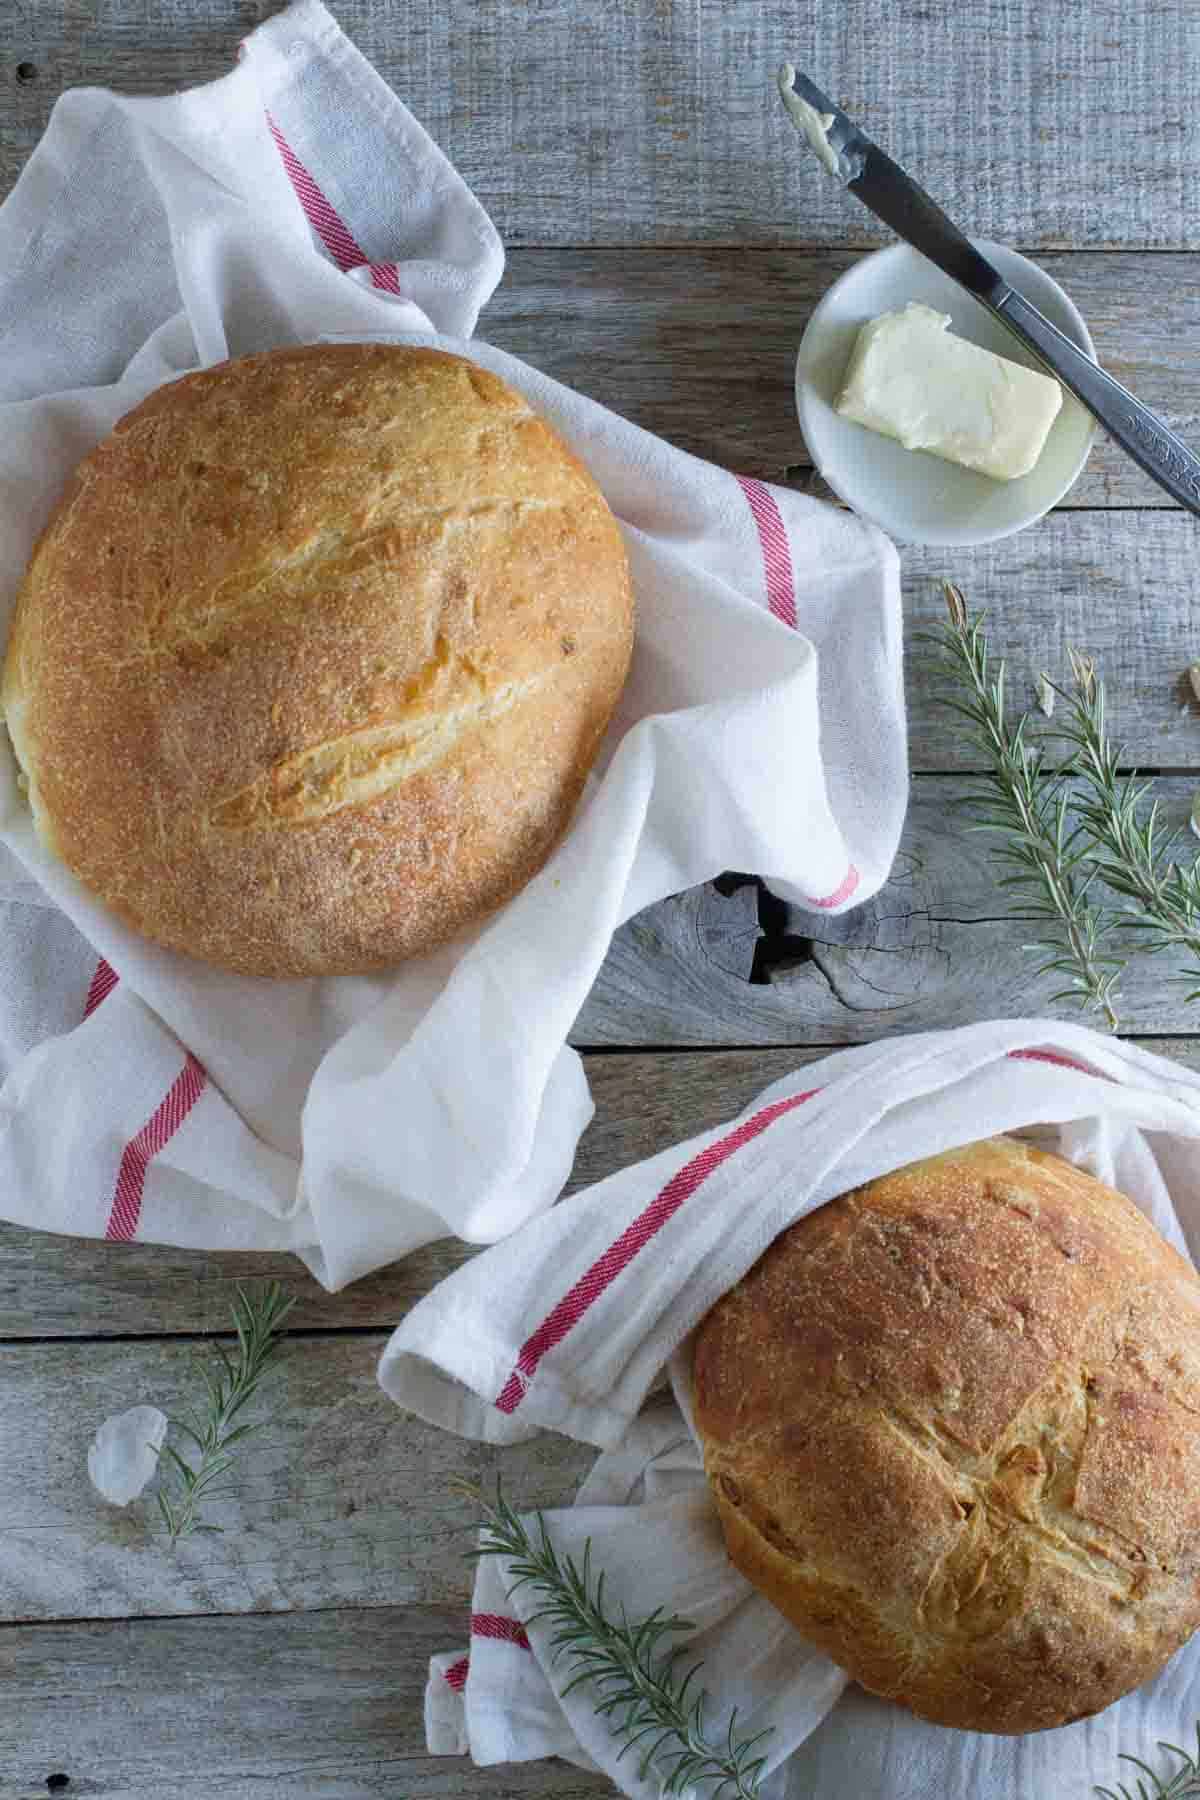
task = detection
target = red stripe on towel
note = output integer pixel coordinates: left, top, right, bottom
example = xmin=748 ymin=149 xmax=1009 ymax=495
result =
xmin=734 ymin=475 xmax=857 ymax=911
xmin=104 ymin=1054 xmax=207 ymax=1242
xmin=1008 ymin=1047 xmax=1109 ymax=1080
xmin=492 ymin=1048 xmax=1113 ymax=1414
xmin=494 ymin=1086 xmax=822 ymax=1414
xmin=265 ymin=112 xmax=402 ymax=294
xmin=472 ymin=1613 xmax=532 ymax=1649
xmin=736 ymin=474 xmax=798 ymax=630
xmin=443 ymin=1656 xmax=469 ymax=1691
xmin=83 ymin=957 xmax=118 ymax=1019
xmin=810 ymin=865 xmax=860 ymax=909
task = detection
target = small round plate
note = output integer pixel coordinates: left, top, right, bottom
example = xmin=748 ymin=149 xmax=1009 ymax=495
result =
xmin=795 ymin=241 xmax=1097 ymax=547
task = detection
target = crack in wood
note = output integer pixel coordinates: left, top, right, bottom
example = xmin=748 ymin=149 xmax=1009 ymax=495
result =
xmin=807 ymin=945 xmax=923 ymax=1010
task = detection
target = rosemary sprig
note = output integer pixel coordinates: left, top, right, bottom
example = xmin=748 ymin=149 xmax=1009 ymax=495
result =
xmin=926 ymin=584 xmax=1124 ymax=1029
xmin=463 ymin=1482 xmax=771 ymax=1798
xmin=1052 ymin=651 xmax=1200 ymax=997
xmin=462 ymin=1479 xmax=1200 ymax=1799
xmin=154 ymin=1282 xmax=295 ymax=1542
xmin=1096 ymin=1721 xmax=1200 ymax=1799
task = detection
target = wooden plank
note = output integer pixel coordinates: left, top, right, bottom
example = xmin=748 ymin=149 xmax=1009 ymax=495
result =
xmin=0 ymin=1046 xmax=822 ymax=1339
xmin=0 ymin=1331 xmax=594 ymax=1622
xmin=575 ymin=778 xmax=1200 ymax=1045
xmin=7 ymin=1033 xmax=1200 ymax=1344
xmin=3 ymin=2 xmax=1199 ymax=250
xmin=0 ymin=1229 xmax=472 ymax=1343
xmin=2 ymin=1605 xmax=616 ymax=1798
xmin=901 ymin=510 xmax=1200 ymax=770
xmin=485 ymin=249 xmax=1200 ymax=512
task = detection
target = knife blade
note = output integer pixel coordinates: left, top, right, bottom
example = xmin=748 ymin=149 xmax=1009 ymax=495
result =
xmin=778 ymin=64 xmax=1200 ymax=516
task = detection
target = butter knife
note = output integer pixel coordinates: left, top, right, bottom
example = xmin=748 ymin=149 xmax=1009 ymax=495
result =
xmin=779 ymin=63 xmax=1200 ymax=516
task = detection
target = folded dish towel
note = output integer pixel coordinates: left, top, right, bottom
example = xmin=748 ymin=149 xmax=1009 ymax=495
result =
xmin=0 ymin=0 xmax=904 ymax=1286
xmin=378 ymin=1021 xmax=1200 ymax=1799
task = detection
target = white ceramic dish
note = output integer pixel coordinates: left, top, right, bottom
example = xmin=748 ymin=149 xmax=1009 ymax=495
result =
xmin=795 ymin=241 xmax=1097 ymax=547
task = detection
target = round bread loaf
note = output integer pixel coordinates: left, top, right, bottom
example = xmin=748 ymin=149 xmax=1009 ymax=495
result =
xmin=1 ymin=344 xmax=633 ymax=977
xmin=692 ymin=1137 xmax=1200 ymax=1734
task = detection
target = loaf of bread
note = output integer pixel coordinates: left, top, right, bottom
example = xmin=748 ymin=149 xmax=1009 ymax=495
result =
xmin=693 ymin=1137 xmax=1200 ymax=1734
xmin=1 ymin=344 xmax=633 ymax=977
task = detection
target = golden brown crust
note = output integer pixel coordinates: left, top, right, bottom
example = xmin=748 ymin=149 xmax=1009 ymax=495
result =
xmin=692 ymin=1137 xmax=1200 ymax=1733
xmin=1 ymin=344 xmax=634 ymax=976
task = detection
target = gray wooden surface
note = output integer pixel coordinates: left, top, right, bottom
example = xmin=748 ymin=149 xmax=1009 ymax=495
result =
xmin=4 ymin=1 xmax=1200 ymax=1796
xmin=7 ymin=1610 xmax=614 ymax=1799
xmin=5 ymin=0 xmax=1200 ymax=250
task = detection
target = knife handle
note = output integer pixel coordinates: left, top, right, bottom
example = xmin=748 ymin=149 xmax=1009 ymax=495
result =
xmin=995 ymin=288 xmax=1200 ymax=516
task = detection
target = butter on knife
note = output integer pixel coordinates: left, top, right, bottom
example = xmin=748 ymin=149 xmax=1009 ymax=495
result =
xmin=836 ymin=302 xmax=1064 ymax=481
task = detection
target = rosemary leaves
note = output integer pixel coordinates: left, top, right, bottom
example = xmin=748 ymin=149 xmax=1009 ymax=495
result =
xmin=929 ymin=584 xmax=1200 ymax=1028
xmin=1054 ymin=652 xmax=1200 ymax=998
xmin=461 ymin=1479 xmax=1200 ymax=1800
xmin=928 ymin=585 xmax=1123 ymax=1028
xmin=466 ymin=1484 xmax=771 ymax=1798
xmin=154 ymin=1282 xmax=295 ymax=1541
xmin=1095 ymin=1722 xmax=1200 ymax=1800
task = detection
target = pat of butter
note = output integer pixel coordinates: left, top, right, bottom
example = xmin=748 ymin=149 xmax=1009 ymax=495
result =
xmin=836 ymin=302 xmax=1063 ymax=481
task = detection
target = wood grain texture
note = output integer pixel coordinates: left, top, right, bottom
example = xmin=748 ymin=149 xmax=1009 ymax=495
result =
xmin=899 ymin=511 xmax=1200 ymax=770
xmin=2 ymin=1606 xmax=616 ymax=1798
xmin=575 ymin=782 xmax=1200 ymax=1045
xmin=485 ymin=250 xmax=1200 ymax=511
xmin=0 ymin=1332 xmax=593 ymax=1622
xmin=3 ymin=1 xmax=1200 ymax=249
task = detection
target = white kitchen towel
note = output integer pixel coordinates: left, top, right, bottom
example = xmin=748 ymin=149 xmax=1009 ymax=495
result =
xmin=0 ymin=0 xmax=904 ymax=1287
xmin=379 ymin=1021 xmax=1200 ymax=1798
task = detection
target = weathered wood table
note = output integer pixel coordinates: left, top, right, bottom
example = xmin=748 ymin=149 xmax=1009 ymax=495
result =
xmin=3 ymin=3 xmax=1200 ymax=1794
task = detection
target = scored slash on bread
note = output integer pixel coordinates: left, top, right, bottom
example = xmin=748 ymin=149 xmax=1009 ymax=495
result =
xmin=693 ymin=1136 xmax=1200 ymax=1734
xmin=1 ymin=344 xmax=634 ymax=978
